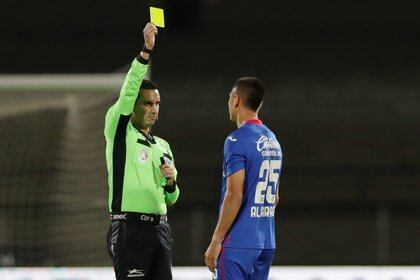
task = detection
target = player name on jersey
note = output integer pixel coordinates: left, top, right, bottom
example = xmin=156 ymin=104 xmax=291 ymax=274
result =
xmin=250 ymin=205 xmax=276 ymax=218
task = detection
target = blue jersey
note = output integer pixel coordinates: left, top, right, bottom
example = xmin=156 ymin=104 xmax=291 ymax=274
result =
xmin=220 ymin=120 xmax=283 ymax=249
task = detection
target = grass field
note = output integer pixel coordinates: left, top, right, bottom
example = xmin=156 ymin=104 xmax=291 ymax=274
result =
xmin=0 ymin=266 xmax=420 ymax=280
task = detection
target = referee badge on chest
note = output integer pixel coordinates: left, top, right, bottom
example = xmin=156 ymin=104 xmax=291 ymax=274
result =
xmin=138 ymin=149 xmax=149 ymax=163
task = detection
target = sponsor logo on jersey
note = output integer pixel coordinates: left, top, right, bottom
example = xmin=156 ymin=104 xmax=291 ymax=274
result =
xmin=138 ymin=150 xmax=149 ymax=163
xmin=127 ymin=269 xmax=145 ymax=278
xmin=255 ymin=136 xmax=281 ymax=156
xmin=140 ymin=215 xmax=154 ymax=222
xmin=110 ymin=213 xmax=127 ymax=220
xmin=227 ymin=136 xmax=238 ymax=142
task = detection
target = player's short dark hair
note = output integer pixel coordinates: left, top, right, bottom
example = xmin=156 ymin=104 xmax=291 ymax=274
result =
xmin=233 ymin=77 xmax=265 ymax=111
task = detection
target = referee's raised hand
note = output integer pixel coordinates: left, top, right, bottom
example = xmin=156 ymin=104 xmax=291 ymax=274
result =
xmin=143 ymin=22 xmax=158 ymax=50
xmin=140 ymin=23 xmax=158 ymax=60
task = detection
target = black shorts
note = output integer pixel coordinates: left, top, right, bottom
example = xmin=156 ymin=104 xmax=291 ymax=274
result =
xmin=106 ymin=220 xmax=173 ymax=280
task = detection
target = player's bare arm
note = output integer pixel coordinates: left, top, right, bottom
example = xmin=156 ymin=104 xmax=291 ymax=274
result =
xmin=204 ymin=169 xmax=245 ymax=272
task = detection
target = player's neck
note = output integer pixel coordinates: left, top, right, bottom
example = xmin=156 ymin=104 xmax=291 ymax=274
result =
xmin=236 ymin=111 xmax=259 ymax=128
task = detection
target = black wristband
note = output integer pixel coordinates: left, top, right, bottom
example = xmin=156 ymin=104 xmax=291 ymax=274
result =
xmin=142 ymin=45 xmax=153 ymax=54
xmin=136 ymin=55 xmax=149 ymax=65
xmin=164 ymin=180 xmax=177 ymax=194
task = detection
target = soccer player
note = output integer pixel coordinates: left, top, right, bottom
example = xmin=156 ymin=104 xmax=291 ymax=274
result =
xmin=105 ymin=23 xmax=180 ymax=280
xmin=204 ymin=77 xmax=283 ymax=280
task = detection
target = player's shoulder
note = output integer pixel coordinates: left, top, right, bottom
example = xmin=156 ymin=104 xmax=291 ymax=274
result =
xmin=259 ymin=124 xmax=279 ymax=139
xmin=224 ymin=128 xmax=256 ymax=154
xmin=225 ymin=130 xmax=239 ymax=142
xmin=226 ymin=126 xmax=252 ymax=145
xmin=222 ymin=133 xmax=241 ymax=156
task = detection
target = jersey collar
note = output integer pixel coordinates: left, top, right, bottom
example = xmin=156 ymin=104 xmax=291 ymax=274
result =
xmin=140 ymin=130 xmax=156 ymax=144
xmin=245 ymin=119 xmax=263 ymax=125
xmin=133 ymin=125 xmax=156 ymax=144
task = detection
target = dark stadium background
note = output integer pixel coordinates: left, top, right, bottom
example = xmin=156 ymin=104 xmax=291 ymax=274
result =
xmin=1 ymin=0 xmax=420 ymax=267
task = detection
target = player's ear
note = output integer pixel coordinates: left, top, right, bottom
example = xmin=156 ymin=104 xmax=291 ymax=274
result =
xmin=234 ymin=95 xmax=240 ymax=108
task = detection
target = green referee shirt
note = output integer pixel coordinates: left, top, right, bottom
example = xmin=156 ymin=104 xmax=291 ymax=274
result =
xmin=104 ymin=58 xmax=180 ymax=215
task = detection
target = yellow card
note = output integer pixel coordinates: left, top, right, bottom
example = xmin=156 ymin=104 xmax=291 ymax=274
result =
xmin=150 ymin=7 xmax=165 ymax=28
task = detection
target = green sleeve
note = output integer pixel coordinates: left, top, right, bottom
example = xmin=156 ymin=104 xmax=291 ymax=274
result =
xmin=165 ymin=186 xmax=180 ymax=206
xmin=164 ymin=141 xmax=180 ymax=205
xmin=104 ymin=59 xmax=148 ymax=139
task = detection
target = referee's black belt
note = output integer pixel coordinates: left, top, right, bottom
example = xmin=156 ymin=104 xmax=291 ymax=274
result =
xmin=110 ymin=212 xmax=167 ymax=225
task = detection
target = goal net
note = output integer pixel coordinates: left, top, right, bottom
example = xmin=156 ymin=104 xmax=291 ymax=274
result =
xmin=0 ymin=74 xmax=126 ymax=266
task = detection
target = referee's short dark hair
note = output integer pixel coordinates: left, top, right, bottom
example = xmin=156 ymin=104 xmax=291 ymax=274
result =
xmin=140 ymin=79 xmax=158 ymax=91
xmin=233 ymin=77 xmax=265 ymax=111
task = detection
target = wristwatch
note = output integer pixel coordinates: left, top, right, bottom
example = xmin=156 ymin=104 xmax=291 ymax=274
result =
xmin=142 ymin=44 xmax=153 ymax=54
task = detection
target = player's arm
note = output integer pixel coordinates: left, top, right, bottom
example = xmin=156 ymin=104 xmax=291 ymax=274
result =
xmin=204 ymin=169 xmax=245 ymax=272
xmin=211 ymin=169 xmax=245 ymax=242
xmin=104 ymin=23 xmax=157 ymax=139
xmin=275 ymin=179 xmax=280 ymax=205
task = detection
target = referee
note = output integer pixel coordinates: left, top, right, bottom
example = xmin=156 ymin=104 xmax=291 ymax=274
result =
xmin=105 ymin=23 xmax=180 ymax=280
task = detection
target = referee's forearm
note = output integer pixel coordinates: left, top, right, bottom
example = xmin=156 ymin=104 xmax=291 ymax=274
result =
xmin=116 ymin=58 xmax=148 ymax=115
xmin=211 ymin=193 xmax=243 ymax=243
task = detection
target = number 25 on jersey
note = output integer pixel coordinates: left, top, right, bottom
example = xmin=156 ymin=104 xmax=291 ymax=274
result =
xmin=254 ymin=160 xmax=281 ymax=204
